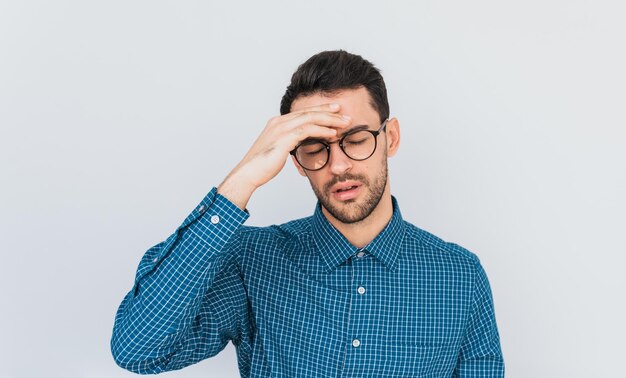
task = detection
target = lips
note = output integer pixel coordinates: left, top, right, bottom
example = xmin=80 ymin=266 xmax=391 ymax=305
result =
xmin=336 ymin=185 xmax=359 ymax=192
xmin=331 ymin=181 xmax=362 ymax=194
xmin=331 ymin=181 xmax=362 ymax=201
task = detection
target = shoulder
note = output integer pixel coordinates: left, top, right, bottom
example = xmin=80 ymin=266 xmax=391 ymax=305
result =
xmin=400 ymin=222 xmax=489 ymax=296
xmin=402 ymin=221 xmax=480 ymax=265
xmin=225 ymin=215 xmax=315 ymax=268
xmin=232 ymin=215 xmax=314 ymax=250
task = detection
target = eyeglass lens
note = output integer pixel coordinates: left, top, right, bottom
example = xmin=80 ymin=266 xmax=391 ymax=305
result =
xmin=295 ymin=130 xmax=377 ymax=171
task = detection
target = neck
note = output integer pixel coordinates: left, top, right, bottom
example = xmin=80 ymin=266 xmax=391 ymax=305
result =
xmin=322 ymin=186 xmax=394 ymax=248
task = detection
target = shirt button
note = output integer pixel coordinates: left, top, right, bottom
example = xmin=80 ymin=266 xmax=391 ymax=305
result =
xmin=352 ymin=339 xmax=361 ymax=348
xmin=357 ymin=286 xmax=366 ymax=295
xmin=198 ymin=205 xmax=205 ymax=213
xmin=153 ymin=258 xmax=158 ymax=263
xmin=210 ymin=215 xmax=220 ymax=224
xmin=356 ymin=251 xmax=365 ymax=258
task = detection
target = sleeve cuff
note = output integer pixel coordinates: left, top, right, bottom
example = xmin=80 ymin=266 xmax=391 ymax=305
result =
xmin=179 ymin=187 xmax=249 ymax=250
xmin=144 ymin=188 xmax=250 ymax=270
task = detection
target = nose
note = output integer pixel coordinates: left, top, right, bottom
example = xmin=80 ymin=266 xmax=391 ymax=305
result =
xmin=327 ymin=142 xmax=352 ymax=176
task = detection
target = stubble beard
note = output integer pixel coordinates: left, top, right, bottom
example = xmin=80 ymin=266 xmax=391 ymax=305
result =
xmin=309 ymin=155 xmax=388 ymax=225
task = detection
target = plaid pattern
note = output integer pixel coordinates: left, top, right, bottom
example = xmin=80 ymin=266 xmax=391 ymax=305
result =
xmin=111 ymin=188 xmax=504 ymax=377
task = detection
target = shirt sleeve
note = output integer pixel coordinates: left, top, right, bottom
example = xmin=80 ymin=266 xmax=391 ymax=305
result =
xmin=453 ymin=259 xmax=505 ymax=377
xmin=111 ymin=188 xmax=250 ymax=374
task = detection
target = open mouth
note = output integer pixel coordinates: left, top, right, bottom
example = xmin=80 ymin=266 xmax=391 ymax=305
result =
xmin=331 ymin=183 xmax=362 ymax=201
xmin=336 ymin=185 xmax=359 ymax=193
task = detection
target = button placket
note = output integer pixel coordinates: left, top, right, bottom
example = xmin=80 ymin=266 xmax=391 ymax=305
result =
xmin=347 ymin=248 xmax=369 ymax=359
xmin=354 ymin=250 xmax=367 ymax=298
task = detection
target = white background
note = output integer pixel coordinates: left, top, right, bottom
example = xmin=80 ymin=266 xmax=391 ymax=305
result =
xmin=1 ymin=1 xmax=624 ymax=377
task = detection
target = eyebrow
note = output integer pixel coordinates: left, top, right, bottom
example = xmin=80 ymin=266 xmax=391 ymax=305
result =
xmin=338 ymin=124 xmax=370 ymax=136
xmin=300 ymin=124 xmax=371 ymax=145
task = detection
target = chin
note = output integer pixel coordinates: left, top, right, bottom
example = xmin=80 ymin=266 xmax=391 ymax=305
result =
xmin=323 ymin=191 xmax=383 ymax=224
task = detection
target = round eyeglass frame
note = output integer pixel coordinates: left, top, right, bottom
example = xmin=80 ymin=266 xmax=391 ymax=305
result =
xmin=290 ymin=119 xmax=389 ymax=171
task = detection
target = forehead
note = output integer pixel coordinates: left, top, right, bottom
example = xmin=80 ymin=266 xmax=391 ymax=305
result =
xmin=290 ymin=87 xmax=379 ymax=122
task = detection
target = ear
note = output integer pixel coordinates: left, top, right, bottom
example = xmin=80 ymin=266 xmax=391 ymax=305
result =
xmin=385 ymin=117 xmax=401 ymax=157
xmin=291 ymin=155 xmax=308 ymax=177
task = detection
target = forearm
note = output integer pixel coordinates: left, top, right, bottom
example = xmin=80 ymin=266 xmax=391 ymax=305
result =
xmin=111 ymin=188 xmax=249 ymax=373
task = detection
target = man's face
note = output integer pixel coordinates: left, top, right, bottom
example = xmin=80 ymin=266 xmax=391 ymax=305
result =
xmin=290 ymin=87 xmax=399 ymax=224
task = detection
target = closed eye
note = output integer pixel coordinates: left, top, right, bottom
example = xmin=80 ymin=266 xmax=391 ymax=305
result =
xmin=304 ymin=147 xmax=326 ymax=155
xmin=345 ymin=138 xmax=368 ymax=146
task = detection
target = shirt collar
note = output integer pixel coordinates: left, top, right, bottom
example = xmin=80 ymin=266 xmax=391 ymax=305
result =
xmin=312 ymin=196 xmax=406 ymax=273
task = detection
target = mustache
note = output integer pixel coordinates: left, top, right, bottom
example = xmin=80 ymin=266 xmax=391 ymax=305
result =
xmin=323 ymin=173 xmax=369 ymax=192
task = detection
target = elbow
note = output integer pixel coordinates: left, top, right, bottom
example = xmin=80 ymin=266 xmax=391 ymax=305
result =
xmin=111 ymin=343 xmax=145 ymax=374
xmin=111 ymin=335 xmax=166 ymax=374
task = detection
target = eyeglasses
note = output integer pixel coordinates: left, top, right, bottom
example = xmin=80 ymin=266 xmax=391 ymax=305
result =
xmin=290 ymin=119 xmax=388 ymax=171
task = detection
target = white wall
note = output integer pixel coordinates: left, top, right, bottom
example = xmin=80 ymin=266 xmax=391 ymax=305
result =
xmin=1 ymin=1 xmax=624 ymax=377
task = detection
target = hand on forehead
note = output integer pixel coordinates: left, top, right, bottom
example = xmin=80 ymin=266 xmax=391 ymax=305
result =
xmin=290 ymin=88 xmax=380 ymax=130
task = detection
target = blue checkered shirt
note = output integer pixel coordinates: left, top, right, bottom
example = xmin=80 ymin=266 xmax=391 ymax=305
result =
xmin=111 ymin=188 xmax=504 ymax=377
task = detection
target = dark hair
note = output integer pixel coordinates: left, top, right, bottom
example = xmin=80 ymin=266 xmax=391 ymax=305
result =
xmin=280 ymin=50 xmax=389 ymax=123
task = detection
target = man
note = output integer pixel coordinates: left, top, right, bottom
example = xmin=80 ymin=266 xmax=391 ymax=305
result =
xmin=111 ymin=50 xmax=504 ymax=377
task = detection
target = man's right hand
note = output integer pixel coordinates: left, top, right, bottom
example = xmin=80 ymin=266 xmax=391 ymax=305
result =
xmin=217 ymin=102 xmax=352 ymax=210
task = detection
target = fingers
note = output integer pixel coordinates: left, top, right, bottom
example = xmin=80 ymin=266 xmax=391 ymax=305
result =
xmin=264 ymin=102 xmax=352 ymax=149
xmin=280 ymin=102 xmax=349 ymax=126
xmin=267 ymin=123 xmax=337 ymax=155
xmin=281 ymin=103 xmax=351 ymax=131
xmin=284 ymin=102 xmax=341 ymax=118
xmin=291 ymin=123 xmax=338 ymax=141
xmin=281 ymin=111 xmax=351 ymax=150
xmin=284 ymin=111 xmax=351 ymax=132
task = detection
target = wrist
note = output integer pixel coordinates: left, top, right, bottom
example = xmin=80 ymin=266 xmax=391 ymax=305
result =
xmin=217 ymin=172 xmax=256 ymax=210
